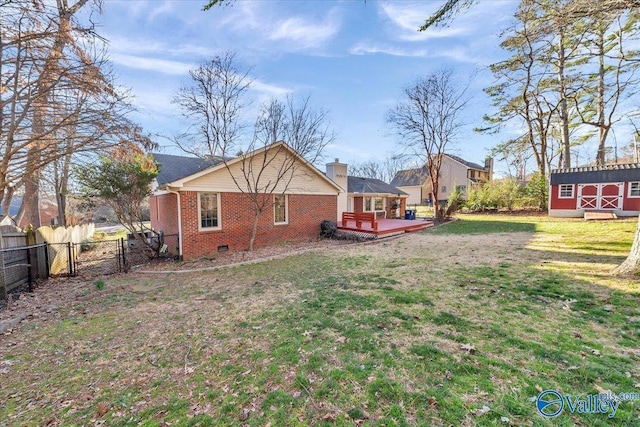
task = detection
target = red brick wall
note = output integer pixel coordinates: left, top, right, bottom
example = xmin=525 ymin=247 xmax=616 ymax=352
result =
xmin=179 ymin=191 xmax=337 ymax=260
xmin=150 ymin=193 xmax=180 ymax=252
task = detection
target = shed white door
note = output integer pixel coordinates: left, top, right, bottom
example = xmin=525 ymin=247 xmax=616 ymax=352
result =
xmin=577 ymin=183 xmax=623 ymax=210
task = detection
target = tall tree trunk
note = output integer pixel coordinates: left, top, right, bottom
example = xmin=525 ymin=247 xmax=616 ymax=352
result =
xmin=557 ymin=31 xmax=572 ymax=169
xmin=21 ymin=167 xmax=41 ymax=227
xmin=595 ymin=27 xmax=607 ymax=166
xmin=248 ymin=207 xmax=261 ymax=251
xmin=1 ymin=186 xmax=14 ymax=217
xmin=612 ymin=215 xmax=640 ymax=276
xmin=22 ymin=0 xmax=90 ymax=228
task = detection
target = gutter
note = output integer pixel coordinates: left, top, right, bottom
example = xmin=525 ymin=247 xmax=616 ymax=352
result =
xmin=166 ymin=187 xmax=183 ymax=260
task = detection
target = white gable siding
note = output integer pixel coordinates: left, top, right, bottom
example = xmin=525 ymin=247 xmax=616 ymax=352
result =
xmin=182 ymin=146 xmax=338 ymax=195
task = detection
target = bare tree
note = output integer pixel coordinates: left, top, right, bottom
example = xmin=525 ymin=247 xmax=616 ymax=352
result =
xmin=1 ymin=0 xmax=145 ymax=228
xmin=349 ymin=161 xmax=385 ymax=181
xmin=233 ymin=96 xmax=333 ymax=251
xmin=173 ymin=55 xmax=334 ymax=251
xmin=386 ymin=69 xmax=469 ymax=220
xmin=172 ymin=51 xmax=252 ymax=158
xmin=350 ymin=155 xmax=406 ymax=184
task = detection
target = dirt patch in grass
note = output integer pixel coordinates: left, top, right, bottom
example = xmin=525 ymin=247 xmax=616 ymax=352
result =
xmin=136 ymin=237 xmax=357 ymax=272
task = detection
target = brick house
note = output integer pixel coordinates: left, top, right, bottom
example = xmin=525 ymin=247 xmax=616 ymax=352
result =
xmin=150 ymin=141 xmax=341 ymax=260
xmin=549 ymin=163 xmax=640 ymax=217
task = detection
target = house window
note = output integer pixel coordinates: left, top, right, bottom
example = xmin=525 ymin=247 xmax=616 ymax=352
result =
xmin=374 ymin=197 xmax=384 ymax=211
xmin=559 ymin=184 xmax=574 ymax=198
xmin=199 ymin=193 xmax=220 ymax=230
xmin=629 ymin=182 xmax=640 ymax=197
xmin=365 ymin=197 xmax=384 ymax=212
xmin=274 ymin=194 xmax=288 ymax=224
xmin=456 ymin=185 xmax=467 ymax=193
xmin=441 ymin=185 xmax=447 ymax=193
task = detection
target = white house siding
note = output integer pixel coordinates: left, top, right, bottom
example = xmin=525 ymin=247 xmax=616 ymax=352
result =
xmin=397 ymin=186 xmax=422 ymax=205
xmin=437 ymin=157 xmax=469 ymax=201
xmin=183 ymin=146 xmax=338 ymax=195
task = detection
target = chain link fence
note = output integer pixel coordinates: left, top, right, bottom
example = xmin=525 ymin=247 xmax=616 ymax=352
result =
xmin=1 ymin=231 xmax=180 ymax=301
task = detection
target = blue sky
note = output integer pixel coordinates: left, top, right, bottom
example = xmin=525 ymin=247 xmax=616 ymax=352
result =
xmin=96 ymin=0 xmax=521 ymax=176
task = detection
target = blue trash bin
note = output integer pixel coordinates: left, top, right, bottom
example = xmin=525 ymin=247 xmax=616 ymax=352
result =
xmin=405 ymin=209 xmax=415 ymax=220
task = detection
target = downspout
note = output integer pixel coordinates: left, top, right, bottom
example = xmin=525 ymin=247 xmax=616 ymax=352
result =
xmin=166 ymin=188 xmax=183 ymax=260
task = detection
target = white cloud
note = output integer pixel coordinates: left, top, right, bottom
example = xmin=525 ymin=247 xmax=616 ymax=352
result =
xmin=350 ymin=41 xmax=483 ymax=65
xmin=251 ymin=80 xmax=293 ymax=98
xmin=378 ymin=0 xmax=516 ymax=42
xmin=109 ymin=53 xmax=193 ymax=75
xmin=268 ymin=11 xmax=341 ymax=49
xmin=350 ymin=42 xmax=427 ymax=58
xmin=378 ymin=2 xmax=470 ymax=42
xmin=218 ymin=2 xmax=342 ymax=53
xmin=106 ymin=36 xmax=215 ymax=59
xmin=148 ymin=1 xmax=177 ymax=23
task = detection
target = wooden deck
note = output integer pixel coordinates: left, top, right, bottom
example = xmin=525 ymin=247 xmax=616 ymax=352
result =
xmin=337 ymin=218 xmax=433 ymax=238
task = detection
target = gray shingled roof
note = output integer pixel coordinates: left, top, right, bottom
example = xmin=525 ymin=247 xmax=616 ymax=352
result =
xmin=347 ymin=176 xmax=407 ymax=195
xmin=152 ymin=153 xmax=224 ymax=186
xmin=550 ymin=163 xmax=640 ymax=185
xmin=446 ymin=154 xmax=486 ymax=171
xmin=390 ymin=167 xmax=428 ymax=187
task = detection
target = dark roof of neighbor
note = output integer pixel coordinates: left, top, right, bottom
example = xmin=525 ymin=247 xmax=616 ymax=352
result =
xmin=390 ymin=167 xmax=429 ymax=187
xmin=550 ymin=163 xmax=640 ymax=185
xmin=152 ymin=153 xmax=225 ymax=186
xmin=445 ymin=154 xmax=487 ymax=171
xmin=347 ymin=176 xmax=407 ymax=195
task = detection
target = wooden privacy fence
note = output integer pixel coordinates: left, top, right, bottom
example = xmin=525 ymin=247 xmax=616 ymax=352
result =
xmin=36 ymin=224 xmax=94 ymax=275
xmin=0 ymin=225 xmax=48 ymax=299
xmin=0 ymin=224 xmax=94 ymax=299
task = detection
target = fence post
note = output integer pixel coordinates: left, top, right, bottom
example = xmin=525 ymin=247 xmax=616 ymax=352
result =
xmin=120 ymin=238 xmax=128 ymax=273
xmin=44 ymin=243 xmax=50 ymax=279
xmin=67 ymin=242 xmax=73 ymax=276
xmin=26 ymin=246 xmax=33 ymax=292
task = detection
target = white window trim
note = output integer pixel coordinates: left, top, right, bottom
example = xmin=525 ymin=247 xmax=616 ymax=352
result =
xmin=198 ymin=192 xmax=222 ymax=231
xmin=628 ymin=182 xmax=640 ymax=198
xmin=558 ymin=184 xmax=574 ymax=199
xmin=364 ymin=196 xmax=386 ymax=212
xmin=274 ymin=194 xmax=289 ymax=225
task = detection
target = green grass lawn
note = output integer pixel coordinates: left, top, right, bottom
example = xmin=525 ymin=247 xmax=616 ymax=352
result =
xmin=1 ymin=215 xmax=639 ymax=426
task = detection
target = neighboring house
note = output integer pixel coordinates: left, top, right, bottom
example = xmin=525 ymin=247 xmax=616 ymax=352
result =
xmin=1 ymin=195 xmax=59 ymax=228
xmin=325 ymin=159 xmax=408 ymax=219
xmin=549 ymin=163 xmax=640 ymax=218
xmin=390 ymin=167 xmax=429 ymax=205
xmin=391 ymin=154 xmax=493 ymax=204
xmin=150 ymin=141 xmax=342 ymax=260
